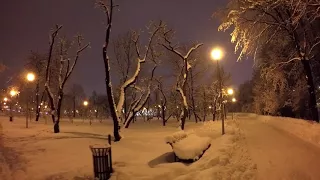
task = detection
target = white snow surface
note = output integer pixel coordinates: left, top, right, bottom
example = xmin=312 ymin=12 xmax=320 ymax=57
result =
xmin=259 ymin=115 xmax=320 ymax=148
xmin=0 ymin=116 xmax=256 ymax=180
xmin=172 ymin=134 xmax=211 ymax=160
xmin=165 ymin=130 xmax=188 ymax=144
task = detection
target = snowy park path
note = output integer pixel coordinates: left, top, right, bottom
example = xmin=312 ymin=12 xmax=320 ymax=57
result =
xmin=0 ymin=123 xmax=26 ymax=180
xmin=238 ymin=118 xmax=320 ymax=180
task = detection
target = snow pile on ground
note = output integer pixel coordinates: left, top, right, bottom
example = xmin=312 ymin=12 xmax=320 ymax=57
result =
xmin=165 ymin=130 xmax=188 ymax=144
xmin=172 ymin=134 xmax=211 ymax=160
xmin=260 ymin=115 xmax=320 ymax=148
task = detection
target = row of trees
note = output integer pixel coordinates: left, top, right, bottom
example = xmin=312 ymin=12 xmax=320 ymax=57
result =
xmin=219 ymin=0 xmax=320 ymax=120
xmin=8 ymin=0 xmax=234 ymax=141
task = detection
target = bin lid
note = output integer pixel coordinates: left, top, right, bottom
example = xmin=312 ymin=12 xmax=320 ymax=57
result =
xmin=90 ymin=144 xmax=111 ymax=155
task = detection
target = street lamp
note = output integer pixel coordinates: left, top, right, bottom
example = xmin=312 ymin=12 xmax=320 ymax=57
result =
xmin=227 ymin=88 xmax=234 ymax=95
xmin=211 ymin=47 xmax=225 ymax=135
xmin=3 ymin=97 xmax=8 ymax=102
xmin=9 ymin=89 xmax=19 ymax=122
xmin=25 ymin=72 xmax=36 ymax=128
xmin=26 ymin=73 xmax=35 ymax=82
xmin=10 ymin=89 xmax=18 ymax=97
xmin=231 ymin=98 xmax=237 ymax=119
xmin=83 ymin=101 xmax=90 ymax=125
xmin=211 ymin=48 xmax=224 ymax=61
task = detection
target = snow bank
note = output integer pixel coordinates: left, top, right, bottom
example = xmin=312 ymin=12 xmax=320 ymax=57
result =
xmin=172 ymin=134 xmax=211 ymax=161
xmin=260 ymin=115 xmax=320 ymax=148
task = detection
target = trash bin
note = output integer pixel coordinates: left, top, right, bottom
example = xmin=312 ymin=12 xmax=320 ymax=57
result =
xmin=90 ymin=135 xmax=112 ymax=180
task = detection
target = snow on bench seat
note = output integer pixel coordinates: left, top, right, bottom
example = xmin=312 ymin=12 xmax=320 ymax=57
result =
xmin=165 ymin=131 xmax=188 ymax=145
xmin=165 ymin=131 xmax=211 ymax=161
xmin=172 ymin=134 xmax=211 ymax=161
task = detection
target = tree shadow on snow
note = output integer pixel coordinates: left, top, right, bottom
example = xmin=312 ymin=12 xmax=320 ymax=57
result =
xmin=148 ymin=152 xmax=176 ymax=168
xmin=63 ymin=131 xmax=107 ymax=138
xmin=62 ymin=131 xmax=117 ymax=142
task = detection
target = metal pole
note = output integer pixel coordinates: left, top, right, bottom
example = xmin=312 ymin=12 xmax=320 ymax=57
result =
xmin=26 ymin=100 xmax=29 ymax=128
xmin=217 ymin=60 xmax=225 ymax=135
xmin=9 ymin=99 xmax=13 ymax=122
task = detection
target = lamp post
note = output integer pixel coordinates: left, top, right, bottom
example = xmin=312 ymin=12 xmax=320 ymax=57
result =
xmin=211 ymin=47 xmax=225 ymax=135
xmin=225 ymin=88 xmax=234 ymax=119
xmin=83 ymin=100 xmax=89 ymax=124
xmin=26 ymin=72 xmax=35 ymax=128
xmin=231 ymin=98 xmax=236 ymax=120
xmin=9 ymin=89 xmax=18 ymax=122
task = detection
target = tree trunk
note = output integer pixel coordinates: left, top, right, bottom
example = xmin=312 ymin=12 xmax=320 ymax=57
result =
xmin=73 ymin=96 xmax=76 ymax=118
xmin=203 ymin=88 xmax=207 ymax=122
xmin=46 ymin=90 xmax=56 ymax=123
xmin=178 ymin=58 xmax=189 ymax=130
xmin=103 ymin=46 xmax=121 ymax=141
xmin=190 ymin=69 xmax=199 ymax=123
xmin=35 ymin=91 xmax=44 ymax=122
xmin=161 ymin=103 xmax=166 ymax=126
xmin=301 ymin=59 xmax=319 ymax=122
xmin=53 ymin=91 xmax=64 ymax=133
xmin=35 ymin=81 xmax=40 ymax=121
xmin=180 ymin=107 xmax=187 ymax=130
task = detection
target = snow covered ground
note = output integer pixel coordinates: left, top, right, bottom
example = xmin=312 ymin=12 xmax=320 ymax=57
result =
xmin=0 ymin=116 xmax=256 ymax=180
xmin=259 ymin=115 xmax=320 ymax=148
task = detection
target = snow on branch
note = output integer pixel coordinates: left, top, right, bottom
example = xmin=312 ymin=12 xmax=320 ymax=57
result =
xmin=62 ymin=35 xmax=90 ymax=88
xmin=116 ymin=21 xmax=164 ymax=121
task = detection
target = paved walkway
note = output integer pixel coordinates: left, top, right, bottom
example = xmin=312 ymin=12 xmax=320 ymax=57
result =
xmin=239 ymin=118 xmax=320 ymax=180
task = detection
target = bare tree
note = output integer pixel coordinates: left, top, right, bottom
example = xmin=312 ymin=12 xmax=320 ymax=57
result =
xmin=96 ymin=0 xmax=164 ymax=140
xmin=45 ymin=25 xmax=89 ymax=133
xmin=160 ymin=30 xmax=203 ymax=130
xmin=155 ymin=78 xmax=173 ymax=126
xmin=68 ymin=83 xmax=86 ymax=118
xmin=113 ymin=32 xmax=137 ymax=116
xmin=96 ymin=0 xmax=121 ymax=141
xmin=186 ymin=47 xmax=211 ymax=123
xmin=25 ymin=52 xmax=46 ymax=121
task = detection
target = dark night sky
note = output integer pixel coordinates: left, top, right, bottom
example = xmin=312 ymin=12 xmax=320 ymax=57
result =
xmin=0 ymin=0 xmax=253 ymax=95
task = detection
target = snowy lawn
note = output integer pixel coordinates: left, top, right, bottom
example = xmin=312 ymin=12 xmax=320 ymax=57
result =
xmin=260 ymin=115 xmax=320 ymax=148
xmin=0 ymin=116 xmax=256 ymax=180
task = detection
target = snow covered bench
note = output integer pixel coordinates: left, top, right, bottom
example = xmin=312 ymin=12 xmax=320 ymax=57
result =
xmin=165 ymin=131 xmax=211 ymax=162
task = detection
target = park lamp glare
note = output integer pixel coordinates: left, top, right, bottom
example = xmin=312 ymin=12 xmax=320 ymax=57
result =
xmin=83 ymin=101 xmax=89 ymax=106
xmin=211 ymin=48 xmax=223 ymax=61
xmin=26 ymin=72 xmax=35 ymax=82
xmin=227 ymin=88 xmax=234 ymax=95
xmin=3 ymin=97 xmax=8 ymax=102
xmin=10 ymin=89 xmax=18 ymax=97
xmin=232 ymin=98 xmax=237 ymax=103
